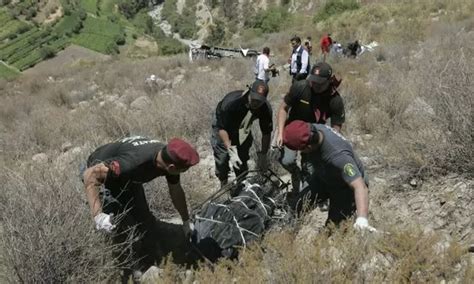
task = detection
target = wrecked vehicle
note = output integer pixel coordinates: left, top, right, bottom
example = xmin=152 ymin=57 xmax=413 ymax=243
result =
xmin=189 ymin=42 xmax=260 ymax=61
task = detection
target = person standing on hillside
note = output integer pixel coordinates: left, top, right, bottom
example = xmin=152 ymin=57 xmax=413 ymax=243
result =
xmin=320 ymin=33 xmax=333 ymax=62
xmin=304 ymin=36 xmax=313 ymax=55
xmin=81 ymin=136 xmax=199 ymax=280
xmin=289 ymin=36 xmax=310 ymax=82
xmin=275 ymin=62 xmax=345 ymax=194
xmin=211 ymin=80 xmax=273 ymax=187
xmin=283 ymin=120 xmax=376 ymax=231
xmin=255 ymin=47 xmax=277 ymax=84
xmin=346 ymin=40 xmax=361 ymax=58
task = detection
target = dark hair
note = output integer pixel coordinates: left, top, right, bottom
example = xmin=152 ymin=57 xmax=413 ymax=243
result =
xmin=290 ymin=36 xmax=301 ymax=44
xmin=161 ymin=146 xmax=173 ymax=165
xmin=262 ymin=47 xmax=270 ymax=55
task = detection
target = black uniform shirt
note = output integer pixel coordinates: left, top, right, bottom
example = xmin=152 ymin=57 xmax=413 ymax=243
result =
xmin=284 ymin=80 xmax=345 ymax=125
xmin=214 ymin=90 xmax=273 ymax=143
xmin=87 ymin=136 xmax=179 ymax=189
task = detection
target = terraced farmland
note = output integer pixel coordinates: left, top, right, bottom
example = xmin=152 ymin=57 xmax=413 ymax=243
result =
xmin=71 ymin=16 xmax=124 ymax=54
xmin=0 ymin=9 xmax=31 ymax=41
xmin=0 ymin=0 xmax=139 ymax=77
xmin=0 ymin=28 xmax=69 ymax=71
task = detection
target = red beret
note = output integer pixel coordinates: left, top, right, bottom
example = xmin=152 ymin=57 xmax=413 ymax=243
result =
xmin=283 ymin=120 xmax=311 ymax=150
xmin=166 ymin=138 xmax=199 ymax=168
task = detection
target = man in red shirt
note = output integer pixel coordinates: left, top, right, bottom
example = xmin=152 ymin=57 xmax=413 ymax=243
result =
xmin=320 ymin=33 xmax=333 ymax=62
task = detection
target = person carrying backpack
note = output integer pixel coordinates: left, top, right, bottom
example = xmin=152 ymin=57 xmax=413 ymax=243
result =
xmin=275 ymin=62 xmax=345 ymax=194
xmin=289 ymin=36 xmax=310 ymax=82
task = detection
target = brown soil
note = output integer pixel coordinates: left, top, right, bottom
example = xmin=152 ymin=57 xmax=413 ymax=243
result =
xmin=23 ymin=45 xmax=111 ymax=76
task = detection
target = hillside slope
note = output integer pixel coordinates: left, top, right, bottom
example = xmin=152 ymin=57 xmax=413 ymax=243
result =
xmin=0 ymin=0 xmax=472 ymax=282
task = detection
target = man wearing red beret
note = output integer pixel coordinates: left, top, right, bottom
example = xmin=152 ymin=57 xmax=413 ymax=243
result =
xmin=82 ymin=136 xmax=199 ymax=278
xmin=283 ymin=120 xmax=376 ymax=231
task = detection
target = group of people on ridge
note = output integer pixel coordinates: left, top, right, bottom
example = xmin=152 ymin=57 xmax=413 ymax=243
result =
xmin=81 ymin=34 xmax=375 ymax=280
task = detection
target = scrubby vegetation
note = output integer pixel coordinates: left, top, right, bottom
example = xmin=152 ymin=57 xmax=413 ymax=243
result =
xmin=162 ymin=0 xmax=199 ymax=39
xmin=313 ymin=0 xmax=360 ymax=23
xmin=0 ymin=0 xmax=472 ymax=282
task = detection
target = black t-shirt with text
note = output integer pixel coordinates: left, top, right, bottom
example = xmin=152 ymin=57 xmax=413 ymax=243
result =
xmin=87 ymin=136 xmax=179 ymax=189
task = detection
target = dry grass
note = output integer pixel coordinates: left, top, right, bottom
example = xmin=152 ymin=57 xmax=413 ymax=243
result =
xmin=0 ymin=165 xmax=121 ymax=283
xmin=155 ymin=224 xmax=470 ymax=283
xmin=0 ymin=0 xmax=473 ymax=282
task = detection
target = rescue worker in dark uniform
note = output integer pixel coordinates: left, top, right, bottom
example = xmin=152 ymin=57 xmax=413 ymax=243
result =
xmin=275 ymin=62 xmax=345 ymax=193
xmin=283 ymin=120 xmax=376 ymax=231
xmin=81 ymin=136 xmax=199 ymax=280
xmin=211 ymin=80 xmax=273 ymax=187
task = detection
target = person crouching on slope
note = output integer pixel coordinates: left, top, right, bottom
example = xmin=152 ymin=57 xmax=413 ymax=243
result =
xmin=81 ymin=136 xmax=199 ymax=280
xmin=211 ymin=80 xmax=273 ymax=187
xmin=283 ymin=120 xmax=376 ymax=231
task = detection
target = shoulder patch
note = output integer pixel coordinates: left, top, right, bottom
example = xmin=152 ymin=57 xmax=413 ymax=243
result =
xmin=109 ymin=160 xmax=121 ymax=177
xmin=343 ymin=163 xmax=357 ymax=177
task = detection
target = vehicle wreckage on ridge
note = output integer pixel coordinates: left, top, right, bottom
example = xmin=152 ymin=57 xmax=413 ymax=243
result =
xmin=188 ymin=42 xmax=260 ymax=61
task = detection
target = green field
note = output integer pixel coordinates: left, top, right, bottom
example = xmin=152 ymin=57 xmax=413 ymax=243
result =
xmin=53 ymin=13 xmax=82 ymax=36
xmin=0 ymin=61 xmax=19 ymax=79
xmin=72 ymin=16 xmax=123 ymax=54
xmin=0 ymin=0 xmax=143 ymax=72
xmin=81 ymin=0 xmax=98 ymax=14
xmin=0 ymin=9 xmax=31 ymax=41
xmin=99 ymin=0 xmax=116 ymax=15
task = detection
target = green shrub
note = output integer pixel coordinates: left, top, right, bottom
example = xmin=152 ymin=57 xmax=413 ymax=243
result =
xmin=159 ymin=38 xmax=185 ymax=55
xmin=250 ymin=7 xmax=289 ymax=33
xmin=132 ymin=11 xmax=154 ymax=34
xmin=313 ymin=0 xmax=360 ymax=23
xmin=39 ymin=46 xmax=56 ymax=59
xmin=114 ymin=33 xmax=126 ymax=45
xmin=118 ymin=0 xmax=148 ymax=19
xmin=206 ymin=20 xmax=226 ymax=45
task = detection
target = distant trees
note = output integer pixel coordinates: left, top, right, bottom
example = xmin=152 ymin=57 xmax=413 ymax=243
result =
xmin=118 ymin=0 xmax=149 ymax=19
xmin=206 ymin=20 xmax=225 ymax=45
xmin=313 ymin=0 xmax=360 ymax=23
xmin=245 ymin=7 xmax=289 ymax=33
xmin=39 ymin=46 xmax=56 ymax=59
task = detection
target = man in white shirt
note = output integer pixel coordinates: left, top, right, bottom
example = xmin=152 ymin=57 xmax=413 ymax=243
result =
xmin=255 ymin=47 xmax=275 ymax=84
xmin=289 ymin=36 xmax=310 ymax=82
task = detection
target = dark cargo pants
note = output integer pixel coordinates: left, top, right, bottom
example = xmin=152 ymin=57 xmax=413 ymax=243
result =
xmin=296 ymin=175 xmax=357 ymax=225
xmin=80 ymin=165 xmax=160 ymax=272
xmin=279 ymin=146 xmax=315 ymax=193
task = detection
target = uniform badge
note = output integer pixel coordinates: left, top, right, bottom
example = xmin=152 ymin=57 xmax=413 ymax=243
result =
xmin=343 ymin=163 xmax=356 ymax=177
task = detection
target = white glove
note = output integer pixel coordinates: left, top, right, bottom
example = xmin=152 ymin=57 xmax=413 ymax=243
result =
xmin=257 ymin=151 xmax=269 ymax=171
xmin=183 ymin=219 xmax=194 ymax=240
xmin=94 ymin=213 xmax=116 ymax=233
xmin=353 ymin=216 xmax=377 ymax=232
xmin=228 ymin=146 xmax=242 ymax=170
